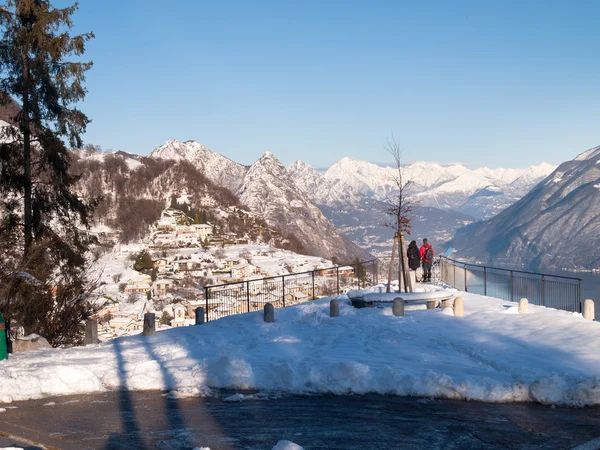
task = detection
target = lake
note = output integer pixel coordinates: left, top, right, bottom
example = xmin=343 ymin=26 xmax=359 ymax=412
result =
xmin=545 ymin=268 xmax=600 ymax=320
xmin=442 ymin=262 xmax=600 ymax=320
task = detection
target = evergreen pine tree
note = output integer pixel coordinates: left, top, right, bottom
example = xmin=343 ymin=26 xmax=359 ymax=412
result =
xmin=0 ymin=0 xmax=95 ymax=256
xmin=0 ymin=0 xmax=97 ymax=345
xmin=133 ymin=250 xmax=154 ymax=272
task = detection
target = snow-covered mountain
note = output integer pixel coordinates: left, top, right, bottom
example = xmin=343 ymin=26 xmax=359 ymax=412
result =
xmin=148 ymin=143 xmax=371 ymax=261
xmin=150 ymin=140 xmax=248 ymax=192
xmin=451 ymin=146 xmax=600 ymax=270
xmin=304 ymin=157 xmax=555 ymax=218
xmin=98 ymin=138 xmax=555 ymax=260
xmin=287 ymin=157 xmax=555 ymax=255
xmin=287 ymin=160 xmax=359 ymax=205
xmin=239 ymin=153 xmax=369 ymax=260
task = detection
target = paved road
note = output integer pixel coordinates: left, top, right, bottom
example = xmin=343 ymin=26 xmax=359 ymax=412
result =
xmin=0 ymin=431 xmax=44 ymax=449
xmin=0 ymin=391 xmax=599 ymax=450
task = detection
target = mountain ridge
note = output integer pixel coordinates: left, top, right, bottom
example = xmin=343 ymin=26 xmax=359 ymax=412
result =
xmin=287 ymin=155 xmax=555 ymax=255
xmin=450 ymin=145 xmax=600 ymax=270
xmin=149 ymin=142 xmax=371 ymax=261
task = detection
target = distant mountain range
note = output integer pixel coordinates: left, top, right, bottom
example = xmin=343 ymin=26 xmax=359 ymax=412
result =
xmin=73 ymin=137 xmax=558 ymax=262
xmin=451 ymin=146 xmax=600 ymax=270
xmin=287 ymin=157 xmax=555 ymax=255
xmin=149 ymin=141 xmax=370 ymax=261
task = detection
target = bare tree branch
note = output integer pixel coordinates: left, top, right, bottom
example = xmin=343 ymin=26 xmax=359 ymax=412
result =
xmin=381 ymin=134 xmax=417 ymax=235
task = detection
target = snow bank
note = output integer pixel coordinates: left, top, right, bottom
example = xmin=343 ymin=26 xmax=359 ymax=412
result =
xmin=272 ymin=441 xmax=304 ymax=450
xmin=0 ymin=292 xmax=599 ymax=406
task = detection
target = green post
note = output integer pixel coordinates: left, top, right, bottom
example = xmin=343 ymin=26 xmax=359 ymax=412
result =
xmin=0 ymin=312 xmax=7 ymax=361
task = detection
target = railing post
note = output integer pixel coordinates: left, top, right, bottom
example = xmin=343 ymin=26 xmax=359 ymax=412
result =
xmin=453 ymin=262 xmax=456 ymax=287
xmin=464 ymin=263 xmax=468 ymax=292
xmin=246 ymin=281 xmax=251 ymax=312
xmin=442 ymin=259 xmax=446 ymax=283
xmin=312 ymin=270 xmax=315 ymax=300
xmin=374 ymin=260 xmax=378 ymax=285
xmin=337 ymin=266 xmax=340 ymax=294
xmin=204 ymin=287 xmax=209 ymax=322
xmin=579 ymin=279 xmax=582 ymax=313
xmin=282 ymin=276 xmax=286 ymax=307
xmin=541 ymin=275 xmax=545 ymax=306
xmin=484 ymin=266 xmax=487 ymax=296
xmin=510 ymin=270 xmax=514 ymax=302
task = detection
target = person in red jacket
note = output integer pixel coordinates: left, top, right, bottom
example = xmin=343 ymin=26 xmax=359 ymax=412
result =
xmin=419 ymin=238 xmax=434 ymax=282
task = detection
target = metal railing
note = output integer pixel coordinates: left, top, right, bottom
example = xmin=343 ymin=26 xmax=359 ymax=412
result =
xmin=440 ymin=256 xmax=583 ymax=313
xmin=203 ymin=259 xmax=380 ymax=322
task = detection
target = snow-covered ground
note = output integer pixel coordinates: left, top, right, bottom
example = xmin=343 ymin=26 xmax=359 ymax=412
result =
xmin=0 ymin=286 xmax=599 ymax=406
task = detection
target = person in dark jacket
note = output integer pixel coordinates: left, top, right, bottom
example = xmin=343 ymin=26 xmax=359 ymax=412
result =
xmin=407 ymin=240 xmax=420 ymax=271
xmin=419 ymin=238 xmax=434 ymax=282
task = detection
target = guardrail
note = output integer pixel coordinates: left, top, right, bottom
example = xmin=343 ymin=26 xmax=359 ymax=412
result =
xmin=203 ymin=259 xmax=380 ymax=322
xmin=439 ymin=256 xmax=583 ymax=313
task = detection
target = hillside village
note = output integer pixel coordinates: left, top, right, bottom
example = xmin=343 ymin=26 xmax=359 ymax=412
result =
xmin=89 ymin=208 xmax=352 ymax=341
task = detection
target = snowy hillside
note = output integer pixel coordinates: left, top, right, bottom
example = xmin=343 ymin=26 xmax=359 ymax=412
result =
xmin=1 ymin=289 xmax=599 ymax=406
xmin=149 ymin=144 xmax=371 ymax=261
xmin=452 ymin=145 xmax=600 ymax=270
xmin=238 ymin=153 xmax=369 ymax=260
xmin=150 ymin=140 xmax=248 ymax=192
xmin=287 ymin=160 xmax=358 ymax=205
xmin=70 ymin=150 xmax=306 ymax=254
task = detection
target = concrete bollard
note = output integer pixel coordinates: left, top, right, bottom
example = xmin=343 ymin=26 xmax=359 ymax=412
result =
xmin=264 ymin=303 xmax=275 ymax=322
xmin=453 ymin=297 xmax=464 ymax=317
xmin=195 ymin=307 xmax=205 ymax=325
xmin=142 ymin=312 xmax=156 ymax=336
xmin=330 ymin=300 xmax=339 ymax=317
xmin=441 ymin=298 xmax=453 ymax=309
xmin=518 ymin=298 xmax=528 ymax=314
xmin=427 ymin=300 xmax=438 ymax=310
xmin=393 ymin=297 xmax=404 ymax=316
xmin=583 ymin=299 xmax=595 ymax=321
xmin=84 ymin=318 xmax=99 ymax=345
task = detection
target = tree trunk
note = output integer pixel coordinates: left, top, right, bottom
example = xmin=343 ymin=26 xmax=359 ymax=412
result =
xmin=386 ymin=233 xmax=397 ymax=293
xmin=397 ymin=233 xmax=408 ymax=293
xmin=22 ymin=59 xmax=32 ymax=257
xmin=399 ymin=232 xmax=413 ymax=293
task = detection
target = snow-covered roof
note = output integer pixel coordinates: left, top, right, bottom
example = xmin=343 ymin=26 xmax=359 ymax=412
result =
xmin=126 ymin=283 xmax=151 ymax=290
xmin=109 ymin=317 xmax=134 ymax=324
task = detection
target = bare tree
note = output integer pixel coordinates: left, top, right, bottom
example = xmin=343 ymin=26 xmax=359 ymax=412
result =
xmin=239 ymin=250 xmax=252 ymax=263
xmin=382 ymin=135 xmax=416 ymax=292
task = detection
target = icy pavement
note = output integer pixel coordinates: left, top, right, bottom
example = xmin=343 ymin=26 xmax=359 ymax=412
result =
xmin=0 ymin=292 xmax=599 ymax=406
xmin=0 ymin=391 xmax=599 ymax=449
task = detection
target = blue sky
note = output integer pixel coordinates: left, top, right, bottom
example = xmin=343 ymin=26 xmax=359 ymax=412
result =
xmin=71 ymin=0 xmax=600 ymax=169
